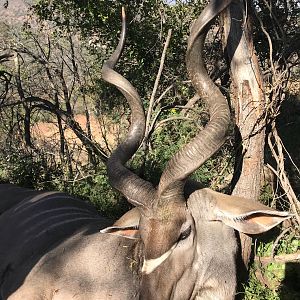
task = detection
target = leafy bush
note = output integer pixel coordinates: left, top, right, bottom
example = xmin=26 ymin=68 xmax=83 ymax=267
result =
xmin=244 ymin=233 xmax=300 ymax=300
xmin=63 ymin=171 xmax=129 ymax=219
xmin=0 ymin=148 xmax=61 ymax=188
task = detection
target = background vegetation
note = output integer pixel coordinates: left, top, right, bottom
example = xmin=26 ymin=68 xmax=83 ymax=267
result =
xmin=0 ymin=0 xmax=299 ymax=298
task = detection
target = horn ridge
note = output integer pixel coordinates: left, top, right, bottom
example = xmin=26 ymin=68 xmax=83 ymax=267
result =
xmin=102 ymin=8 xmax=155 ymax=208
xmin=158 ymin=0 xmax=232 ymax=199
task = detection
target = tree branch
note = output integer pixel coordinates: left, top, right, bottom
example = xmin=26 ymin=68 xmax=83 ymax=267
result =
xmin=256 ymin=251 xmax=300 ymax=264
xmin=145 ymin=29 xmax=172 ymax=140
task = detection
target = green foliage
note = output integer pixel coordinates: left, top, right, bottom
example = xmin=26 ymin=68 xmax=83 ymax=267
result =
xmin=141 ymin=118 xmax=198 ymax=185
xmin=244 ymin=233 xmax=300 ymax=300
xmin=62 ymin=171 xmax=129 ymax=219
xmin=253 ymin=0 xmax=299 ymax=64
xmin=0 ymin=149 xmax=61 ymax=188
xmin=0 ymin=1 xmax=299 ymax=296
xmin=260 ymin=183 xmax=274 ymax=206
xmin=0 ymin=147 xmax=126 ymax=218
xmin=32 ymin=0 xmax=206 ymax=104
xmin=192 ymin=147 xmax=233 ymax=188
xmin=130 ymin=111 xmax=234 ymax=188
xmin=244 ymin=267 xmax=281 ymax=300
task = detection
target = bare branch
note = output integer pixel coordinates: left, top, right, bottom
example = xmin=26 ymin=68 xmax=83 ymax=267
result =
xmin=154 ymin=116 xmax=200 ymax=131
xmin=267 ymin=124 xmax=300 ymax=225
xmin=256 ymin=251 xmax=300 ymax=264
xmin=145 ymin=29 xmax=172 ymax=139
xmin=181 ymin=94 xmax=200 ymax=116
xmin=0 ymin=51 xmax=13 ymax=63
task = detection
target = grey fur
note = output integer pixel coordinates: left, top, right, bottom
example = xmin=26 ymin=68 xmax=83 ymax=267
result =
xmin=0 ymin=1 xmax=291 ymax=299
xmin=0 ymin=185 xmax=290 ymax=299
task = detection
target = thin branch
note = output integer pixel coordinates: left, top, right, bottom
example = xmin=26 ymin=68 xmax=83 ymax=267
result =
xmin=0 ymin=51 xmax=13 ymax=62
xmin=256 ymin=251 xmax=300 ymax=264
xmin=153 ymin=83 xmax=174 ymax=107
xmin=271 ymin=227 xmax=291 ymax=258
xmin=154 ymin=116 xmax=199 ymax=131
xmin=145 ymin=29 xmax=172 ymax=139
xmin=254 ymin=8 xmax=276 ymax=77
xmin=181 ymin=94 xmax=200 ymax=116
xmin=267 ymin=124 xmax=300 ymax=225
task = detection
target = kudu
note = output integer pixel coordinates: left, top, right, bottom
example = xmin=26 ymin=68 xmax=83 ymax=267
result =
xmin=0 ymin=1 xmax=291 ymax=299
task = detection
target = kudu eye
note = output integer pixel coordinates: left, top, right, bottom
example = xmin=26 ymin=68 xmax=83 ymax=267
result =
xmin=178 ymin=225 xmax=192 ymax=241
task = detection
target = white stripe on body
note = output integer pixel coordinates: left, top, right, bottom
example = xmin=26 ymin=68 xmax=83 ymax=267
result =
xmin=22 ymin=216 xmax=101 ymax=247
xmin=20 ymin=207 xmax=98 ymax=227
xmin=14 ymin=194 xmax=84 ymax=213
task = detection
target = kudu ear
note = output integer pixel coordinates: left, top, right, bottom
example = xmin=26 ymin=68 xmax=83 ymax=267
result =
xmin=100 ymin=208 xmax=140 ymax=239
xmin=193 ymin=188 xmax=292 ymax=234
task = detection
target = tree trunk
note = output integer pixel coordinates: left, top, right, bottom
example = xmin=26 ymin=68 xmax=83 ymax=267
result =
xmin=221 ymin=1 xmax=266 ymax=270
xmin=14 ymin=54 xmax=33 ymax=148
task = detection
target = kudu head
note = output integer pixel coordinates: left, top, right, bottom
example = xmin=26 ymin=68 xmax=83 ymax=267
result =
xmin=101 ymin=3 xmax=291 ymax=299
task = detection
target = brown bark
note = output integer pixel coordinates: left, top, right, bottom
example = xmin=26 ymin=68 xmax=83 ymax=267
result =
xmin=14 ymin=54 xmax=33 ymax=148
xmin=221 ymin=1 xmax=266 ymax=269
